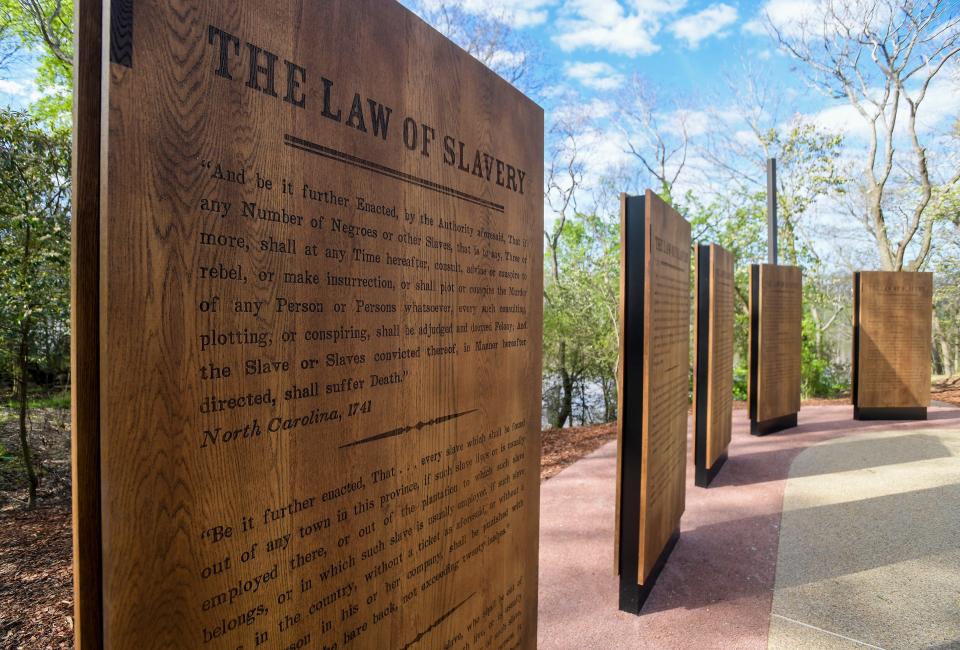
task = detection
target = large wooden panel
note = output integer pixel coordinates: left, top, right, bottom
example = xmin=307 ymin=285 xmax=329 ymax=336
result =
xmin=75 ymin=2 xmax=543 ymax=647
xmin=615 ymin=191 xmax=691 ymax=613
xmin=853 ymin=271 xmax=932 ymax=414
xmin=693 ymin=244 xmax=733 ymax=487
xmin=749 ymin=264 xmax=802 ymax=435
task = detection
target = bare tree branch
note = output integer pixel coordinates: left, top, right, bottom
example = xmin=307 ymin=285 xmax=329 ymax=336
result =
xmin=769 ymin=0 xmax=960 ymax=270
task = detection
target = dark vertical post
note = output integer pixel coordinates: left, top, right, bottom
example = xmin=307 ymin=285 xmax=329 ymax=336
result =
xmin=72 ymin=0 xmax=104 ymax=648
xmin=767 ymin=157 xmax=777 ymax=265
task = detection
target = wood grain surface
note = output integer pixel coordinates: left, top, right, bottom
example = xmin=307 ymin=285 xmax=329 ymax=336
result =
xmin=76 ymin=2 xmax=543 ymax=647
xmin=693 ymin=244 xmax=733 ymax=473
xmin=638 ymin=192 xmax=691 ymax=581
xmin=854 ymin=272 xmax=932 ymax=408
xmin=615 ymin=191 xmax=691 ymax=588
xmin=749 ymin=264 xmax=802 ymax=424
xmin=70 ymin=0 xmax=103 ymax=647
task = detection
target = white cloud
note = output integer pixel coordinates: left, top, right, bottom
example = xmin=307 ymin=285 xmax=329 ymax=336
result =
xmin=734 ymin=129 xmax=758 ymax=146
xmin=809 ymin=76 xmax=960 ymax=139
xmin=669 ymin=3 xmax=738 ymax=48
xmin=0 ymin=77 xmax=43 ymax=105
xmin=747 ymin=0 xmax=820 ymax=35
xmin=418 ymin=0 xmax=556 ymax=28
xmin=487 ymin=50 xmax=527 ymax=69
xmin=566 ymin=61 xmax=625 ymax=90
xmin=744 ymin=0 xmax=891 ymax=39
xmin=554 ymin=0 xmax=687 ymax=57
xmin=585 ymin=98 xmax=618 ymax=119
xmin=664 ymin=109 xmax=714 ymax=137
xmin=0 ymin=79 xmax=31 ymax=96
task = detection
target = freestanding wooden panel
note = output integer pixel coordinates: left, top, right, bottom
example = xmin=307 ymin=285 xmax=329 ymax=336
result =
xmin=749 ymin=264 xmax=802 ymax=435
xmin=693 ymin=244 xmax=733 ymax=488
xmin=853 ymin=271 xmax=932 ymax=420
xmin=615 ymin=191 xmax=691 ymax=614
xmin=73 ymin=2 xmax=543 ymax=648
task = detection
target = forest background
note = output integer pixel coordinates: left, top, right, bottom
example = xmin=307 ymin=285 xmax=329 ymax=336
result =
xmin=0 ymin=1 xmax=958 ymax=510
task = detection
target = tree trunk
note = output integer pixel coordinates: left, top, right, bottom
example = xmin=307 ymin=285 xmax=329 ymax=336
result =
xmin=933 ymin=314 xmax=947 ymax=376
xmin=578 ymin=382 xmax=587 ymax=426
xmin=601 ymin=376 xmax=612 ymax=422
xmin=954 ymin=339 xmax=960 ymax=379
xmin=552 ymin=341 xmax=573 ymax=429
xmin=16 ymin=319 xmax=38 ymax=510
xmin=810 ymin=304 xmax=823 ymax=356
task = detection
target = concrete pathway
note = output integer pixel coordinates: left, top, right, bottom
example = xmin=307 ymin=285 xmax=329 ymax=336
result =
xmin=769 ymin=426 xmax=960 ymax=649
xmin=537 ymin=405 xmax=960 ymax=649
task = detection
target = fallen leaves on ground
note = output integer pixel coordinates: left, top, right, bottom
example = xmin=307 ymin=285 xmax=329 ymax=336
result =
xmin=933 ymin=376 xmax=960 ymax=406
xmin=0 ymin=506 xmax=73 ymax=649
xmin=540 ymin=422 xmax=617 ymax=481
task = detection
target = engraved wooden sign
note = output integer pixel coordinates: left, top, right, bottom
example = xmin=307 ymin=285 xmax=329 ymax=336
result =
xmin=693 ymin=244 xmax=733 ymax=488
xmin=615 ymin=191 xmax=691 ymax=614
xmin=748 ymin=264 xmax=802 ymax=435
xmin=72 ymin=1 xmax=543 ymax=647
xmin=853 ymin=271 xmax=932 ymax=420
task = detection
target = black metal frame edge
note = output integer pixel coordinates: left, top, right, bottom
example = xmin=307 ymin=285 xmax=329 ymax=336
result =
xmin=694 ymin=245 xmax=712 ymax=488
xmin=617 ymin=194 xmax=645 ymax=614
xmin=750 ymin=412 xmax=798 ymax=436
xmin=748 ymin=265 xmax=760 ymax=422
xmin=852 ymin=272 xmax=861 ymax=407
xmin=619 ymin=529 xmax=680 ymax=614
xmin=854 ymin=407 xmax=927 ymax=421
xmin=695 ymin=451 xmax=727 ymax=488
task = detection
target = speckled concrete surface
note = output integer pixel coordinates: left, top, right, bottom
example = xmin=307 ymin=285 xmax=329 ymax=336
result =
xmin=770 ymin=427 xmax=960 ymax=650
xmin=536 ymin=405 xmax=960 ymax=649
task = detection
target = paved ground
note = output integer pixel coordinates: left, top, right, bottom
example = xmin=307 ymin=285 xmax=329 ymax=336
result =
xmin=769 ymin=426 xmax=960 ymax=649
xmin=537 ymin=405 xmax=960 ymax=649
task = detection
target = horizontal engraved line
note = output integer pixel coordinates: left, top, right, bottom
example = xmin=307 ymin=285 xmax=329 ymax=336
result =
xmin=400 ymin=592 xmax=476 ymax=650
xmin=339 ymin=409 xmax=479 ymax=449
xmin=283 ymin=134 xmax=505 ymax=213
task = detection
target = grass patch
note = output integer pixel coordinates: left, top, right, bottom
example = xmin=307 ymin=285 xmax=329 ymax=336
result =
xmin=2 ymin=388 xmax=70 ymax=411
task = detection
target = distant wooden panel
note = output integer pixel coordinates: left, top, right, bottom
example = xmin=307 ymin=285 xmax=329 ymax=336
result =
xmin=615 ymin=191 xmax=691 ymax=614
xmin=693 ymin=244 xmax=733 ymax=487
xmin=74 ymin=1 xmax=543 ymax=648
xmin=749 ymin=264 xmax=802 ymax=435
xmin=853 ymin=271 xmax=932 ymax=419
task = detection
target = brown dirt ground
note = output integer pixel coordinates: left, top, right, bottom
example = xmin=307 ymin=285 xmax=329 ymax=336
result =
xmin=540 ymin=422 xmax=617 ymax=481
xmin=933 ymin=376 xmax=960 ymax=406
xmin=1 ymin=407 xmax=73 ymax=649
xmin=0 ymin=507 xmax=73 ymax=648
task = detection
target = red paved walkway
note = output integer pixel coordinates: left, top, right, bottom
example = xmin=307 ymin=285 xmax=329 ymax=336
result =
xmin=536 ymin=405 xmax=960 ymax=649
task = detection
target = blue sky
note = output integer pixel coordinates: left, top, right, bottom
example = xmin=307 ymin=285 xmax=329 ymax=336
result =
xmin=1 ymin=1 xmax=956 ymax=265
xmin=404 ymin=1 xmax=827 ymax=112
xmin=401 ymin=0 xmax=959 ymax=267
xmin=0 ymin=55 xmax=45 ymax=109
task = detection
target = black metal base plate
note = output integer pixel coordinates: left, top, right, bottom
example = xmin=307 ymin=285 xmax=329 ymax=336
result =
xmin=751 ymin=413 xmax=798 ymax=436
xmin=618 ymin=529 xmax=680 ymax=615
xmin=695 ymin=451 xmax=727 ymax=488
xmin=854 ymin=406 xmax=927 ymax=421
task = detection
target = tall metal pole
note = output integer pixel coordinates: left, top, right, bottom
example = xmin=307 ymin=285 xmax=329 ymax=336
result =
xmin=767 ymin=157 xmax=778 ymax=265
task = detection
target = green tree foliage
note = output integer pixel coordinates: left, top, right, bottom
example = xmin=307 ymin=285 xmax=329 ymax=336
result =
xmin=687 ymin=121 xmax=849 ymax=398
xmin=543 ymin=213 xmax=619 ymax=427
xmin=0 ymin=0 xmax=73 ymax=124
xmin=932 ymin=232 xmax=960 ymax=377
xmin=0 ymin=109 xmax=70 ymax=508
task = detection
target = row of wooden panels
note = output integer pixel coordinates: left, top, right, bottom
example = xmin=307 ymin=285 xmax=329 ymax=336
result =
xmin=616 ymin=190 xmax=933 ymax=615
